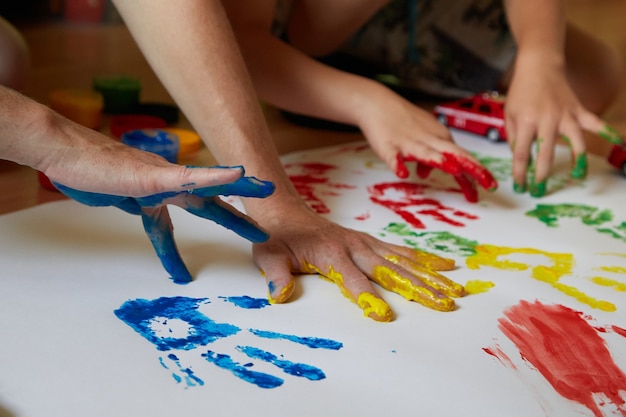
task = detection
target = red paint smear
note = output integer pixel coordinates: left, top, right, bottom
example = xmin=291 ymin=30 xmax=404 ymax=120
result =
xmin=355 ymin=212 xmax=370 ymax=221
xmin=286 ymin=162 xmax=355 ymax=215
xmin=368 ymin=181 xmax=478 ymax=229
xmin=612 ymin=326 xmax=626 ymax=338
xmin=483 ymin=345 xmax=517 ymax=370
xmin=498 ymin=300 xmax=626 ymax=417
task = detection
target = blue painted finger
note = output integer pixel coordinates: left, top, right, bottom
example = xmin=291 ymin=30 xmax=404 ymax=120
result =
xmin=140 ymin=206 xmax=192 ymax=284
xmin=135 ymin=176 xmax=274 ymax=208
xmin=183 ymin=196 xmax=269 ymax=243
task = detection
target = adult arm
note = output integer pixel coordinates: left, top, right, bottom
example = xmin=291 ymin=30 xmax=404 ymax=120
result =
xmin=112 ymin=0 xmax=466 ymax=321
xmin=0 ymin=85 xmax=245 ymax=196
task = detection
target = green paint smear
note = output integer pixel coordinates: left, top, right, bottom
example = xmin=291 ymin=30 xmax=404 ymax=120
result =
xmin=527 ymin=204 xmax=626 ymax=243
xmin=383 ymin=223 xmax=479 ymax=258
xmin=473 ymin=153 xmax=512 ymax=182
xmin=526 ymin=203 xmax=613 ymax=227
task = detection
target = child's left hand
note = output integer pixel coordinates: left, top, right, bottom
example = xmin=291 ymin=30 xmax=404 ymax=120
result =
xmin=505 ymin=55 xmax=608 ymax=197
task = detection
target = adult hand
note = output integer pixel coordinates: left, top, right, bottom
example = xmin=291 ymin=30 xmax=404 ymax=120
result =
xmin=359 ymin=87 xmax=498 ymax=203
xmin=55 ymin=174 xmax=274 ymax=284
xmin=252 ymin=199 xmax=464 ymax=322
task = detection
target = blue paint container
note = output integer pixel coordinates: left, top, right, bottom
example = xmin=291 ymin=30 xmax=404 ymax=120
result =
xmin=121 ymin=129 xmax=179 ymax=163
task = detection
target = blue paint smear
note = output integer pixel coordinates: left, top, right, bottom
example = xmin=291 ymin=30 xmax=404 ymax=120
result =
xmin=167 ymin=353 xmax=204 ymax=387
xmin=219 ymin=295 xmax=270 ymax=309
xmin=202 ymin=351 xmax=284 ymax=389
xmin=238 ymin=346 xmax=326 ymax=381
xmin=115 ymin=297 xmax=240 ymax=351
xmin=248 ymin=329 xmax=343 ymax=350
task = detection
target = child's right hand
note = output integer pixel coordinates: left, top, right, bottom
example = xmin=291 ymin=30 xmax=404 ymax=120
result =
xmin=356 ymin=83 xmax=497 ymax=202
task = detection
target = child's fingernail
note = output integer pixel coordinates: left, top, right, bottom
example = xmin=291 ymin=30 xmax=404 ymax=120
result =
xmin=570 ymin=153 xmax=588 ymax=179
xmin=598 ymin=124 xmax=623 ymax=145
xmin=530 ymin=180 xmax=547 ymax=198
xmin=513 ymin=182 xmax=527 ymax=193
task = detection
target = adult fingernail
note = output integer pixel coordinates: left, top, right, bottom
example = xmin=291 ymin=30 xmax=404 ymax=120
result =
xmin=357 ymin=293 xmax=393 ymax=322
xmin=267 ymin=280 xmax=294 ymax=304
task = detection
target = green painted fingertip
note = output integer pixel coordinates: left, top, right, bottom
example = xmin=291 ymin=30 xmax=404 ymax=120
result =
xmin=513 ymin=182 xmax=527 ymax=194
xmin=570 ymin=153 xmax=588 ymax=179
xmin=561 ymin=135 xmax=572 ymax=146
xmin=530 ymin=180 xmax=547 ymax=198
xmin=598 ymin=124 xmax=623 ymax=145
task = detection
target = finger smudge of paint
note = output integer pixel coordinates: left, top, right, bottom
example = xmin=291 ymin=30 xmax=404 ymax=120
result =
xmin=464 ymin=280 xmax=495 ymax=294
xmin=202 ymin=350 xmax=284 ymax=389
xmin=494 ymin=300 xmax=626 ymax=417
xmin=219 ymin=295 xmax=270 ymax=309
xmin=238 ymin=346 xmax=326 ymax=380
xmin=248 ymin=329 xmax=343 ymax=350
xmin=467 ymin=245 xmax=616 ymax=311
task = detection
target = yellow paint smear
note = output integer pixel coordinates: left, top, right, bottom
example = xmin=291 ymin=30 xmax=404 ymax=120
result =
xmin=465 ymin=280 xmax=495 ymax=295
xmin=591 ymin=276 xmax=626 ymax=292
xmin=599 ymin=266 xmax=626 ymax=274
xmin=467 ymin=245 xmax=616 ymax=312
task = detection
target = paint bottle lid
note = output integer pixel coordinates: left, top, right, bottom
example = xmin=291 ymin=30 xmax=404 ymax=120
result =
xmin=93 ymin=75 xmax=141 ymax=114
xmin=49 ymin=89 xmax=103 ymax=130
xmin=161 ymin=128 xmax=202 ymax=156
xmin=109 ymin=114 xmax=168 ymax=139
xmin=121 ymin=129 xmax=179 ymax=163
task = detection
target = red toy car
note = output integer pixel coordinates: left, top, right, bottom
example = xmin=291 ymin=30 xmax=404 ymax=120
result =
xmin=608 ymin=143 xmax=626 ymax=176
xmin=433 ymin=92 xmax=507 ymax=142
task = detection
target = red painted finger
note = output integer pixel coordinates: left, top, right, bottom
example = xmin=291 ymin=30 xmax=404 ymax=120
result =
xmin=454 ymin=174 xmax=478 ymax=203
xmin=416 ymin=162 xmax=433 ymax=179
xmin=444 ymin=152 xmax=498 ymax=191
xmin=395 ymin=153 xmax=410 ymax=179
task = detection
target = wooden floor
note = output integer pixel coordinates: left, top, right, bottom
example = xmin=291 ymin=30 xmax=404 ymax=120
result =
xmin=1 ymin=0 xmax=625 ymax=214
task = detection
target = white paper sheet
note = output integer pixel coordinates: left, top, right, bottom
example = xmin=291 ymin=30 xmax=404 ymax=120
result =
xmin=1 ymin=131 xmax=625 ymax=417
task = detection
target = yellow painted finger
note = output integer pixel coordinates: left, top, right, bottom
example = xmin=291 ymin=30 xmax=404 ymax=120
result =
xmin=386 ymin=255 xmax=465 ymax=298
xmin=409 ymin=250 xmax=456 ymax=271
xmin=372 ymin=264 xmax=456 ymax=312
xmin=303 ymin=261 xmax=393 ymax=322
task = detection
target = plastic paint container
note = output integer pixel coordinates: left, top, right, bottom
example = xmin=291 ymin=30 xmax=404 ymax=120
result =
xmin=93 ymin=75 xmax=141 ymax=114
xmin=161 ymin=128 xmax=202 ymax=160
xmin=109 ymin=114 xmax=168 ymax=139
xmin=121 ymin=129 xmax=180 ymax=163
xmin=49 ymin=89 xmax=103 ymax=130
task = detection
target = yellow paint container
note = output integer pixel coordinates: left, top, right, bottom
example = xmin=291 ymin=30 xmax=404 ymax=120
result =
xmin=162 ymin=128 xmax=202 ymax=160
xmin=49 ymin=89 xmax=103 ymax=130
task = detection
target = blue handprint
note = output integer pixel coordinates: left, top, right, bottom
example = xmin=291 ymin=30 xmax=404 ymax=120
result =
xmin=54 ymin=170 xmax=274 ymax=284
xmin=114 ymin=296 xmax=343 ymax=389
